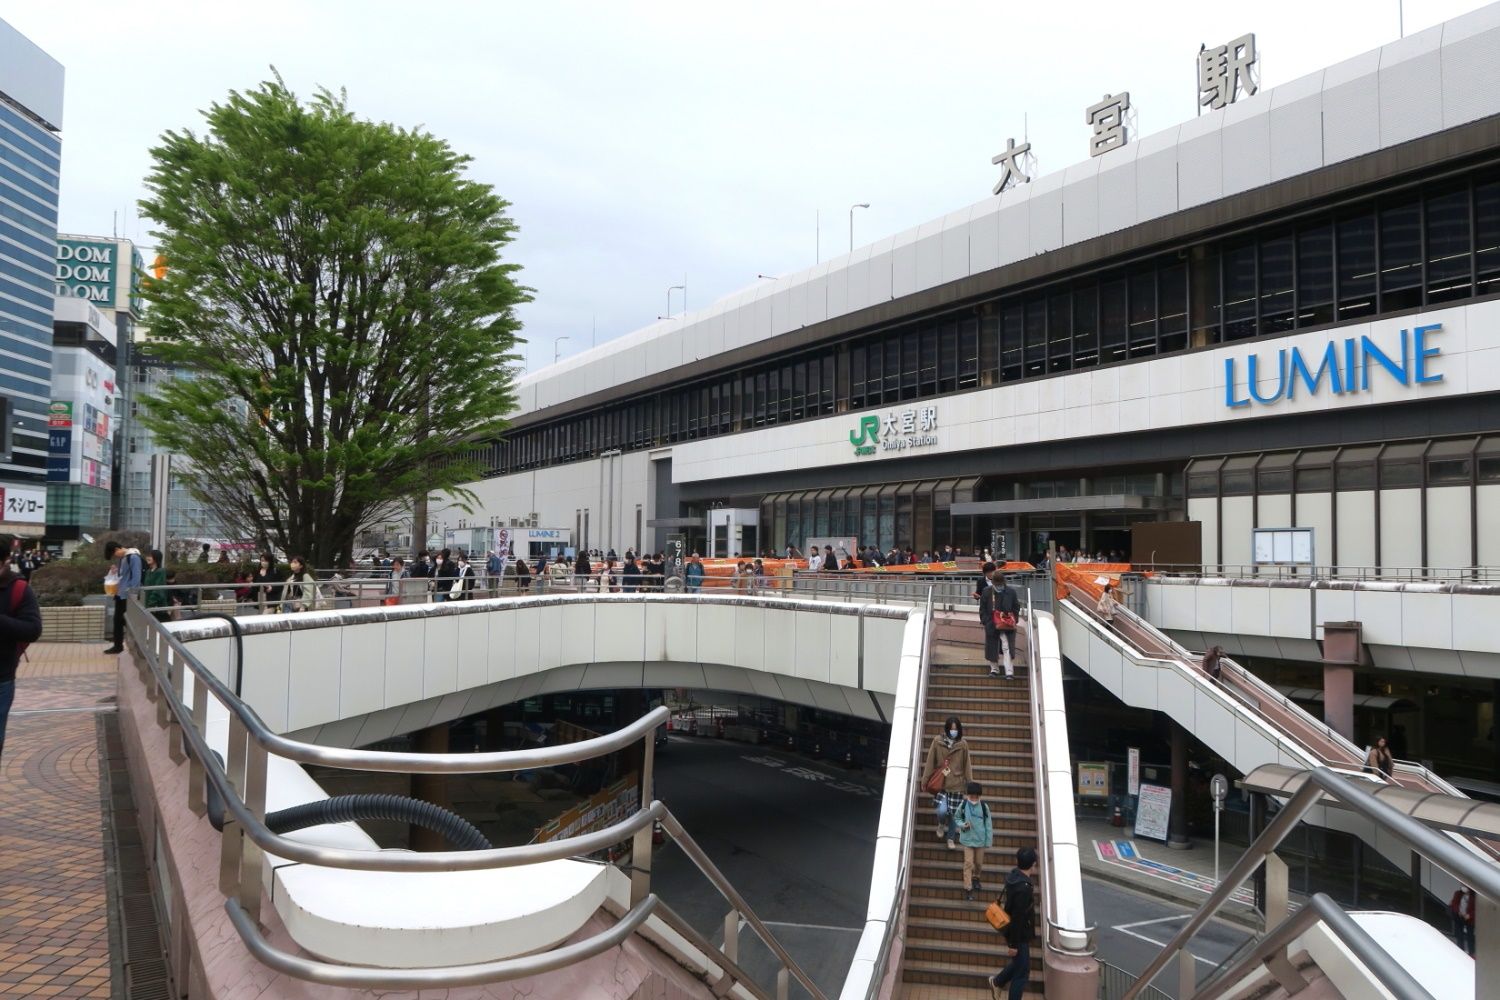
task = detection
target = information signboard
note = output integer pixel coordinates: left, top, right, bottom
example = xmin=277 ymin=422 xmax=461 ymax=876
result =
xmin=1134 ymin=783 xmax=1173 ymax=842
xmin=1077 ymin=761 xmax=1110 ymax=799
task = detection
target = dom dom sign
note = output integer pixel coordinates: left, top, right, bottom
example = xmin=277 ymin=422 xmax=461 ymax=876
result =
xmin=1224 ymin=323 xmax=1443 ymax=409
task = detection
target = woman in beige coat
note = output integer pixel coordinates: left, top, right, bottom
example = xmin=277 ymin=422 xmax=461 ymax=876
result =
xmin=922 ymin=715 xmax=975 ymax=849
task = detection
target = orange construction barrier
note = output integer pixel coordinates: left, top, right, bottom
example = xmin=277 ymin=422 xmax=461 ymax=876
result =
xmin=1054 ymin=562 xmax=1134 ymax=604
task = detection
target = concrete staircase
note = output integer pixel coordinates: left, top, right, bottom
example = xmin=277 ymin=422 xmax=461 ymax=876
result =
xmin=899 ymin=611 xmax=1043 ymax=998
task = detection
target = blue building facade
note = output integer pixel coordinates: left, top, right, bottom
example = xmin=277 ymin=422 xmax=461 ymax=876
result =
xmin=0 ymin=17 xmax=62 ymax=537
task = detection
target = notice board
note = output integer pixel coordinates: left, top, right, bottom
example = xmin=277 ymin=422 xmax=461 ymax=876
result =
xmin=1134 ymin=783 xmax=1172 ymax=842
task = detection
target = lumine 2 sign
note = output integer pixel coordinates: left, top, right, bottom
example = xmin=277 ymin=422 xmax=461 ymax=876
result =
xmin=1223 ymin=323 xmax=1443 ymax=408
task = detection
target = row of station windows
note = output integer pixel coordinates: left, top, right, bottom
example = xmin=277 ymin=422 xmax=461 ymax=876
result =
xmin=484 ymin=162 xmax=1500 ymax=477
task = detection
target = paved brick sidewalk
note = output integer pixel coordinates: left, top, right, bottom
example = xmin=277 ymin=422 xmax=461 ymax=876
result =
xmin=0 ymin=644 xmax=120 ymax=998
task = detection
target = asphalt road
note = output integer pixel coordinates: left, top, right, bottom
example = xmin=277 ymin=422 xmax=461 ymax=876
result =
xmin=1085 ymin=879 xmax=1252 ymax=998
xmin=651 ymin=737 xmax=1249 ymax=999
xmin=651 ymin=735 xmax=881 ymax=999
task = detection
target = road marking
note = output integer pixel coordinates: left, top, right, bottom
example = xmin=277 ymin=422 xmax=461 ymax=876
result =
xmin=1109 ymin=924 xmax=1219 ymax=967
xmin=764 ymin=920 xmax=863 ymax=933
xmin=1114 ymin=914 xmax=1191 ymax=931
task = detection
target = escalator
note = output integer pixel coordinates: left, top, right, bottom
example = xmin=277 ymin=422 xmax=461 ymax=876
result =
xmin=1051 ymin=562 xmax=1500 ymax=903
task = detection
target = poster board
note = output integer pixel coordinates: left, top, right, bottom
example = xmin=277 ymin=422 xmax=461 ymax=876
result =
xmin=1134 ymin=783 xmax=1172 ymax=841
xmin=1251 ymin=527 xmax=1314 ymax=566
xmin=1077 ymin=761 xmax=1110 ymax=799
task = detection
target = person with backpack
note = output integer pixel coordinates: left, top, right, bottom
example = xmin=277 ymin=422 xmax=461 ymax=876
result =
xmin=921 ymin=715 xmax=974 ymax=849
xmin=987 ymin=570 xmax=1022 ymax=679
xmin=103 ymin=540 xmax=143 ymax=654
xmin=990 ymin=846 xmax=1038 ymax=1000
xmin=956 ymin=781 xmax=994 ymax=900
xmin=0 ymin=541 xmax=42 ymax=761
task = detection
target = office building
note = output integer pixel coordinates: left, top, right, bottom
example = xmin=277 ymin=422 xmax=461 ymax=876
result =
xmin=0 ymin=18 xmax=63 ymax=540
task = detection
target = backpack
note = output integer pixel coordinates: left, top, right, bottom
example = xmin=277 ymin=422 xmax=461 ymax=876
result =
xmin=9 ymin=578 xmax=33 ymax=659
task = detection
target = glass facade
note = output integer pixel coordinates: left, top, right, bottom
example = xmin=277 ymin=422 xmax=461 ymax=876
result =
xmin=119 ymin=357 xmax=235 ymax=540
xmin=484 ymin=159 xmax=1500 ymax=479
xmin=0 ymin=92 xmax=60 ymax=488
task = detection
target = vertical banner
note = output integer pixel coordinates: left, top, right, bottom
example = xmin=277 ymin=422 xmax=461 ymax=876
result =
xmin=1127 ymin=747 xmax=1141 ymax=796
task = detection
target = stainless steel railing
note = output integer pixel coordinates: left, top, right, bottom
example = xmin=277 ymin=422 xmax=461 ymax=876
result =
xmin=848 ymin=587 xmax=934 ymax=1000
xmin=1025 ymin=593 xmax=1096 ymax=962
xmin=1122 ymin=767 xmax=1500 ymax=1000
xmin=124 ymin=594 xmax=838 ymax=998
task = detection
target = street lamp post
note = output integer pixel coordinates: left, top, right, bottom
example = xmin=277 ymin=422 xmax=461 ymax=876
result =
xmin=667 ymin=283 xmax=685 ymax=318
xmin=554 ymin=336 xmax=570 ymax=364
xmin=849 ymin=203 xmax=870 ymax=252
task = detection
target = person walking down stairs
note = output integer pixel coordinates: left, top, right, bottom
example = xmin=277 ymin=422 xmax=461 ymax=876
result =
xmin=991 ymin=846 xmax=1038 ymax=1000
xmin=956 ymin=781 xmax=994 ymax=900
xmin=922 ymin=715 xmax=974 ymax=850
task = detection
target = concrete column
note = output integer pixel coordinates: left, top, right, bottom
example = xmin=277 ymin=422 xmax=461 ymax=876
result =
xmin=409 ymin=723 xmax=451 ymax=852
xmin=1321 ymin=621 xmax=1364 ymax=742
xmin=1249 ymin=792 xmax=1267 ymax=917
xmin=1169 ymin=720 xmax=1191 ymax=850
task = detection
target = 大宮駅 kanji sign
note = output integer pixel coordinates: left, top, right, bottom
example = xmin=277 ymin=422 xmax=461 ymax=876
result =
xmin=849 ymin=406 xmax=938 ymax=457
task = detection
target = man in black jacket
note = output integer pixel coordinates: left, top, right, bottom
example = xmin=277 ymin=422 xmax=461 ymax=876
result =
xmin=990 ymin=846 xmax=1037 ymax=1000
xmin=0 ymin=540 xmax=44 ymax=761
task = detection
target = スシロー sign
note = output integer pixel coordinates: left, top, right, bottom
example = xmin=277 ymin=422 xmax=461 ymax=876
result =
xmin=0 ymin=485 xmax=46 ymax=524
xmin=848 ymin=405 xmax=938 ymax=458
xmin=1224 ymin=323 xmax=1443 ymax=409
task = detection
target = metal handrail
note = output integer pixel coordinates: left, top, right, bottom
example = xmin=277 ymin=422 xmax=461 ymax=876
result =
xmin=138 ymin=598 xmax=659 ymax=774
xmin=224 ymin=893 xmax=663 ymax=989
xmin=1026 ymin=594 xmax=1095 ymax=956
xmin=853 ymin=586 xmax=934 ymax=999
xmin=1096 ymin=596 xmax=1482 ymax=804
xmin=1187 ymin=894 xmax=1433 ymax=1000
xmin=1057 ymin=595 xmax=1331 ymax=774
xmin=1122 ymin=767 xmax=1500 ymax=1000
xmin=1104 ymin=599 xmax=1369 ymax=764
xmin=1135 ymin=562 xmax=1500 ymax=584
xmin=126 ymin=591 xmax=846 ymax=997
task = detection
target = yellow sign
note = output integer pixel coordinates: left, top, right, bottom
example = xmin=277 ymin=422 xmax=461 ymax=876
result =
xmin=1077 ymin=761 xmax=1110 ymax=799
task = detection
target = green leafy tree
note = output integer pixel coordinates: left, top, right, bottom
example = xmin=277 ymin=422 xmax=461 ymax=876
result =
xmin=138 ymin=76 xmax=528 ymax=568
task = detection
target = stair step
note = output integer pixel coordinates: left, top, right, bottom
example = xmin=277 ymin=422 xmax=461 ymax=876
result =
xmin=901 ymin=958 xmax=1044 ymax=993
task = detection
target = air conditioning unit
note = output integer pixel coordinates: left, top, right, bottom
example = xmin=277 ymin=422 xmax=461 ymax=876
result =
xmin=508 ymin=517 xmax=521 ymax=527
xmin=528 ymin=512 xmax=540 ymax=526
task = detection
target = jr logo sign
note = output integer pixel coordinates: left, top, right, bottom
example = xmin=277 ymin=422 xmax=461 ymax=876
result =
xmin=849 ymin=416 xmax=879 ymax=456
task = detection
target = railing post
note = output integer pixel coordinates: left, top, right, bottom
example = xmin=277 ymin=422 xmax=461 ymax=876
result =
xmin=1264 ymin=853 xmax=1290 ymax=930
xmin=219 ymin=715 xmax=248 ymax=898
xmin=630 ymin=728 xmax=656 ymax=906
xmin=239 ymin=738 xmax=268 ymax=923
xmin=1178 ymin=948 xmax=1195 ymax=999
xmin=1477 ymin=893 xmax=1500 ymax=996
xmin=722 ymin=909 xmax=739 ymax=965
xmin=776 ymin=967 xmax=789 ymax=1000
xmin=188 ymin=676 xmax=209 ymax=817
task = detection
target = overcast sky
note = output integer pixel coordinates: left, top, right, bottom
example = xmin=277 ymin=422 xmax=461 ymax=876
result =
xmin=1 ymin=0 xmax=1484 ymax=372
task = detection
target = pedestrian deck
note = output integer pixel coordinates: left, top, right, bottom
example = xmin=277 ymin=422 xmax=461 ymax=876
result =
xmin=0 ymin=644 xmax=118 ymax=999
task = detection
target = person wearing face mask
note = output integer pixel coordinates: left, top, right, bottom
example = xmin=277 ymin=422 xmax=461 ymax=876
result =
xmin=921 ymin=715 xmax=974 ymax=850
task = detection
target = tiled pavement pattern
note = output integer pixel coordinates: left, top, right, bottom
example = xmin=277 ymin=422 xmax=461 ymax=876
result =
xmin=1 ymin=644 xmax=120 ymax=998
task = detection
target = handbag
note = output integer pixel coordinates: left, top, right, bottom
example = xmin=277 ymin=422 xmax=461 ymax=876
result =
xmin=992 ymin=609 xmax=1018 ymax=630
xmin=923 ymin=755 xmax=951 ymax=795
xmin=985 ymin=896 xmax=1011 ymax=933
